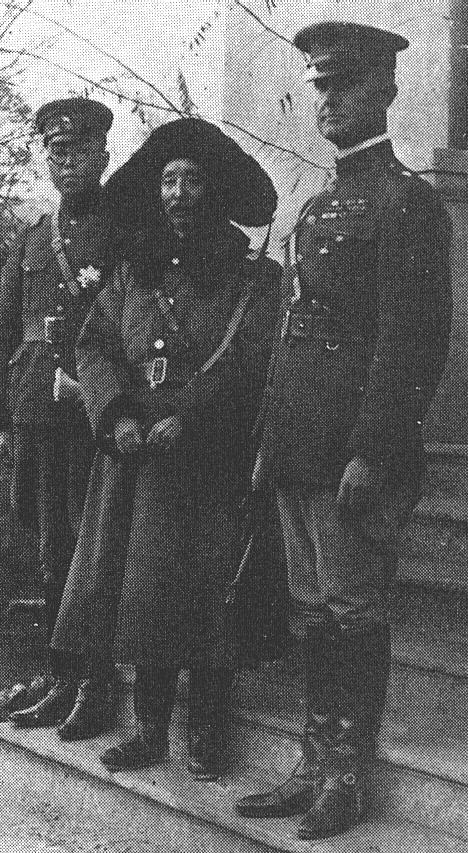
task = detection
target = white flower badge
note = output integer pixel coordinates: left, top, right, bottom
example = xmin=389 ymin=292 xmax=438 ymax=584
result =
xmin=77 ymin=265 xmax=102 ymax=289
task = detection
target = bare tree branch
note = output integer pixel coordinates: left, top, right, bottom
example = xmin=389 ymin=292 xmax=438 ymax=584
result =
xmin=0 ymin=0 xmax=183 ymax=116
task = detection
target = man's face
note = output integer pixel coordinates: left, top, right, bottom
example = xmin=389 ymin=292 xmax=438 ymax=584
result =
xmin=160 ymin=158 xmax=207 ymax=235
xmin=312 ymin=66 xmax=395 ymax=147
xmin=46 ymin=136 xmax=109 ymax=198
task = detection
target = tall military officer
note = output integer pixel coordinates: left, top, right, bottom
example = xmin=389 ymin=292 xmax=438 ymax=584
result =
xmin=237 ymin=22 xmax=452 ymax=839
xmin=0 ymin=98 xmax=126 ymax=735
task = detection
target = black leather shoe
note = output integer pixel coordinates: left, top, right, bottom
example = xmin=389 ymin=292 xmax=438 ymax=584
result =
xmin=0 ymin=672 xmax=55 ymax=721
xmin=298 ymin=768 xmax=366 ymax=840
xmin=9 ymin=679 xmax=76 ymax=728
xmin=101 ymin=724 xmax=169 ymax=772
xmin=0 ymin=683 xmax=28 ymax=720
xmin=57 ymin=678 xmax=115 ymax=741
xmin=236 ymin=758 xmax=321 ymax=818
xmin=188 ymin=724 xmax=228 ymax=781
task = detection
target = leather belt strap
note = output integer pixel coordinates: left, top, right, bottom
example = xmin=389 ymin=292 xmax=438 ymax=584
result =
xmin=197 ymin=284 xmax=252 ymax=376
xmin=50 ymin=209 xmax=80 ymax=297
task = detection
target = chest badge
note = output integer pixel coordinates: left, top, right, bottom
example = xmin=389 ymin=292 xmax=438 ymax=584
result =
xmin=76 ymin=265 xmax=102 ymax=289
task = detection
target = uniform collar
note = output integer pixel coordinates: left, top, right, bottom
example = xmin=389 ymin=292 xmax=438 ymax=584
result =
xmin=335 ymin=135 xmax=395 ymax=175
xmin=335 ymin=132 xmax=391 ymax=161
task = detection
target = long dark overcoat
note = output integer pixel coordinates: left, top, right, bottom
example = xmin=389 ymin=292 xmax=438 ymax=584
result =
xmin=52 ymin=225 xmax=280 ymax=669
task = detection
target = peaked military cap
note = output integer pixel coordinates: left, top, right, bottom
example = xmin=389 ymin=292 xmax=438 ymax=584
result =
xmin=104 ymin=117 xmax=277 ymax=229
xmin=294 ymin=21 xmax=409 ymax=81
xmin=35 ymin=98 xmax=113 ymax=144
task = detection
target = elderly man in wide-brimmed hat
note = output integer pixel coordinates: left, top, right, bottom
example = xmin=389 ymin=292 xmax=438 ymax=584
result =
xmin=49 ymin=117 xmax=280 ymax=777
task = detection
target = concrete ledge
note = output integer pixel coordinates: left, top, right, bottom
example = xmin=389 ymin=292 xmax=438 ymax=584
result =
xmin=1 ymin=708 xmax=468 ymax=851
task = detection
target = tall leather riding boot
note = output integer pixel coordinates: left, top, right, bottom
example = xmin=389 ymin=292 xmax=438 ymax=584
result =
xmin=57 ymin=657 xmax=118 ymax=742
xmin=101 ymin=666 xmax=178 ymax=772
xmin=298 ymin=623 xmax=392 ymax=841
xmin=236 ymin=617 xmax=339 ymax=818
xmin=188 ymin=667 xmax=234 ymax=781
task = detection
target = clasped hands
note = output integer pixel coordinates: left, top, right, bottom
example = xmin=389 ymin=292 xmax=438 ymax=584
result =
xmin=114 ymin=415 xmax=182 ymax=455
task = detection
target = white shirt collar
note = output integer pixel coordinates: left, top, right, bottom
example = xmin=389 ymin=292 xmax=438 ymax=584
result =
xmin=335 ymin=132 xmax=391 ymax=161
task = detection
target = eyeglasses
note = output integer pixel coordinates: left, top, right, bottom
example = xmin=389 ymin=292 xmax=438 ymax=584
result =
xmin=47 ymin=143 xmax=95 ymax=165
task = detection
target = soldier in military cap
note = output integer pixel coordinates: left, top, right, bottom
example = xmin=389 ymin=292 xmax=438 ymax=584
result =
xmin=237 ymin=22 xmax=452 ymax=838
xmin=0 ymin=97 xmax=126 ymax=735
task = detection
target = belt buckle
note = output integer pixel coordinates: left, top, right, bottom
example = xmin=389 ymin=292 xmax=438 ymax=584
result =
xmin=149 ymin=356 xmax=168 ymax=387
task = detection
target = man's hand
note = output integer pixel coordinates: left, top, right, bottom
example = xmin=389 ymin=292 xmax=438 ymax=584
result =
xmin=114 ymin=417 xmax=144 ymax=455
xmin=146 ymin=416 xmax=182 ymax=451
xmin=336 ymin=456 xmax=381 ymax=516
xmin=0 ymin=430 xmax=11 ymax=458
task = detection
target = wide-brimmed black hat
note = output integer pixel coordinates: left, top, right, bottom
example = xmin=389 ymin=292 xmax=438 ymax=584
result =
xmin=104 ymin=118 xmax=277 ymax=229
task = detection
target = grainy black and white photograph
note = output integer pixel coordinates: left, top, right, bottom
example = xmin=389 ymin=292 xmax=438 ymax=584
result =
xmin=0 ymin=0 xmax=463 ymax=850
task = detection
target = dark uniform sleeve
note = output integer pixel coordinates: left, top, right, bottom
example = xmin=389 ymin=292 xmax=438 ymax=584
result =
xmin=0 ymin=230 xmax=26 ymax=428
xmin=345 ymin=178 xmax=452 ymax=468
xmin=76 ymin=267 xmax=136 ymax=447
xmin=171 ymin=257 xmax=281 ymax=433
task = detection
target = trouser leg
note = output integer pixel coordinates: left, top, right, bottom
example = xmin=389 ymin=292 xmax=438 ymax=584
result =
xmin=35 ymin=423 xmax=76 ymax=642
xmin=8 ymin=422 xmax=79 ymax=727
xmin=237 ymin=487 xmax=393 ymax=830
xmin=292 ymin=490 xmax=393 ymax=840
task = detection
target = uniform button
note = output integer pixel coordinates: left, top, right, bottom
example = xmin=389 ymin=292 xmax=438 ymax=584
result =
xmin=331 ymin=200 xmax=339 ymax=207
xmin=70 ymin=219 xmax=78 ymax=226
xmin=417 ymin=420 xmax=422 ymax=426
xmin=296 ymin=253 xmax=303 ymax=262
xmin=336 ymin=235 xmax=344 ymax=242
xmin=171 ymin=257 xmax=180 ymax=265
xmin=154 ymin=339 xmax=165 ymax=350
xmin=319 ymin=246 xmax=329 ymax=255
xmin=168 ymin=297 xmax=174 ymax=305
xmin=57 ymin=305 xmax=64 ymax=313
xmin=58 ymin=282 xmax=65 ymax=289
xmin=64 ymin=237 xmax=71 ymax=245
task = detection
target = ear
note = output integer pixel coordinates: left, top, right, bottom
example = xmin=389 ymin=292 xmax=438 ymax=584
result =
xmin=384 ymin=81 xmax=398 ymax=108
xmin=100 ymin=149 xmax=110 ymax=173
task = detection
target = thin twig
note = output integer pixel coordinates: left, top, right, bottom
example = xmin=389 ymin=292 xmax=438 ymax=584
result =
xmin=0 ymin=0 xmax=183 ymax=116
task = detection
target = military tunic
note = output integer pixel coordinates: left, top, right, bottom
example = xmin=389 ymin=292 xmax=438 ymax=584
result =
xmin=0 ymin=196 xmax=127 ymax=638
xmin=261 ymin=140 xmax=452 ymax=628
xmin=51 ymin=224 xmax=281 ymax=669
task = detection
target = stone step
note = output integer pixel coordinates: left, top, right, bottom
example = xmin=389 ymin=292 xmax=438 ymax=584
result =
xmin=1 ymin=702 xmax=468 ymax=852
